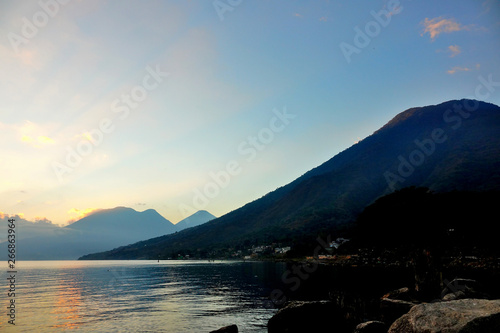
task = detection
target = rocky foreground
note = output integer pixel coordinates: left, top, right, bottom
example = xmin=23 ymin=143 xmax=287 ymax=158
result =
xmin=209 ymin=259 xmax=500 ymax=332
xmin=388 ymin=299 xmax=500 ymax=332
xmin=211 ymin=296 xmax=500 ymax=332
xmin=265 ymin=275 xmax=500 ymax=333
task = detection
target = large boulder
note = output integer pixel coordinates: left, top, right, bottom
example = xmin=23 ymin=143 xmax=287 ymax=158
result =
xmin=268 ymin=300 xmax=349 ymax=333
xmin=388 ymin=299 xmax=500 ymax=332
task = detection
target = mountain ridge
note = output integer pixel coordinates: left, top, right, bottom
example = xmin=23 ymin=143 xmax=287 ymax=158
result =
xmin=175 ymin=210 xmax=216 ymax=230
xmin=79 ymin=99 xmax=500 ymax=260
xmin=2 ymin=208 xmax=214 ymax=260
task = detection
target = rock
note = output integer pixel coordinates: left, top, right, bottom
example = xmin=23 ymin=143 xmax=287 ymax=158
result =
xmin=443 ymin=291 xmax=467 ymax=301
xmin=380 ymin=298 xmax=417 ymax=324
xmin=441 ymin=278 xmax=489 ymax=301
xmin=380 ymin=288 xmax=419 ymax=324
xmin=353 ymin=320 xmax=386 ymax=333
xmin=209 ymin=324 xmax=238 ymax=333
xmin=382 ymin=287 xmax=412 ymax=302
xmin=388 ymin=298 xmax=500 ymax=333
xmin=442 ymin=278 xmax=478 ymax=292
xmin=329 ymin=290 xmax=372 ymax=324
xmin=268 ymin=300 xmax=348 ymax=333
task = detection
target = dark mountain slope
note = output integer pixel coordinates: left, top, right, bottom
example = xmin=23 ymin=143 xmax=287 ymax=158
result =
xmin=345 ymin=187 xmax=500 ymax=260
xmin=80 ymin=100 xmax=500 ymax=260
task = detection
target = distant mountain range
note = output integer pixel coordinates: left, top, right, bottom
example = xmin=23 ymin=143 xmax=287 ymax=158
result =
xmin=0 ymin=208 xmax=215 ymax=260
xmin=79 ymin=99 xmax=500 ymax=260
xmin=175 ymin=210 xmax=216 ymax=230
xmin=67 ymin=206 xmax=177 ymax=236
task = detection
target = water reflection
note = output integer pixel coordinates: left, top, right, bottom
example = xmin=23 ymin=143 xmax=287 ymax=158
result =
xmin=1 ymin=261 xmax=286 ymax=332
xmin=51 ymin=283 xmax=82 ymax=330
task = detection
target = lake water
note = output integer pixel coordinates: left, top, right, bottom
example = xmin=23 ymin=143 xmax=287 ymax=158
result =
xmin=1 ymin=260 xmax=287 ymax=332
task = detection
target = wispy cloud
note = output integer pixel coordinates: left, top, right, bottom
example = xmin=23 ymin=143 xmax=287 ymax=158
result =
xmin=10 ymin=121 xmax=57 ymax=147
xmin=21 ymin=135 xmax=55 ymax=147
xmin=447 ymin=63 xmax=480 ymax=75
xmin=448 ymin=45 xmax=461 ymax=57
xmin=421 ymin=17 xmax=472 ymax=40
xmin=481 ymin=0 xmax=495 ymax=14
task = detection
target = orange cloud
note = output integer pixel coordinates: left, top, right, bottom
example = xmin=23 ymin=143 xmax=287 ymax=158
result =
xmin=67 ymin=208 xmax=101 ymax=223
xmin=447 ymin=67 xmax=470 ymax=75
xmin=421 ymin=17 xmax=470 ymax=40
xmin=1 ymin=212 xmax=34 ymax=221
xmin=447 ymin=64 xmax=480 ymax=75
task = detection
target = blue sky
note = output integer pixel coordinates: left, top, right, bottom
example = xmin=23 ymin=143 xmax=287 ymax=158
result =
xmin=1 ymin=0 xmax=499 ymax=225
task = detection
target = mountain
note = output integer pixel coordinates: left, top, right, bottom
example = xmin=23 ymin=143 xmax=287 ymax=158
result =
xmin=14 ymin=207 xmax=177 ymax=260
xmin=79 ymin=100 xmax=500 ymax=260
xmin=175 ymin=210 xmax=216 ymax=230
xmin=66 ymin=207 xmax=176 ymax=237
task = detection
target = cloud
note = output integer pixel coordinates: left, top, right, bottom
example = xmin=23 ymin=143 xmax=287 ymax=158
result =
xmin=481 ymin=0 xmax=495 ymax=14
xmin=447 ymin=67 xmax=470 ymax=75
xmin=15 ymin=121 xmax=56 ymax=147
xmin=0 ymin=212 xmax=61 ymax=240
xmin=447 ymin=64 xmax=480 ymax=75
xmin=421 ymin=17 xmax=472 ymax=40
xmin=67 ymin=207 xmax=101 ymax=223
xmin=448 ymin=45 xmax=461 ymax=57
xmin=37 ymin=136 xmax=55 ymax=144
xmin=0 ymin=212 xmax=54 ymax=224
xmin=21 ymin=135 xmax=55 ymax=146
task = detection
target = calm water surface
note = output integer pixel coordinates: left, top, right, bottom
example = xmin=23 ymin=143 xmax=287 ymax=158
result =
xmin=1 ymin=260 xmax=287 ymax=332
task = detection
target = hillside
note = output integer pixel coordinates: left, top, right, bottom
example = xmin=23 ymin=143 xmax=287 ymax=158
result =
xmin=349 ymin=187 xmax=500 ymax=255
xmin=79 ymin=99 xmax=500 ymax=260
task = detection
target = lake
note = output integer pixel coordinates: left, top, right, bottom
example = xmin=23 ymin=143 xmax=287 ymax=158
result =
xmin=1 ymin=260 xmax=288 ymax=332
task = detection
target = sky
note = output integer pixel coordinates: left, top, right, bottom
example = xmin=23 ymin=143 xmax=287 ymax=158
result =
xmin=1 ymin=0 xmax=499 ymax=226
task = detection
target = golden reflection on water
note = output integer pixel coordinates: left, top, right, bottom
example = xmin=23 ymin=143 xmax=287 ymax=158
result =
xmin=50 ymin=277 xmax=83 ymax=329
